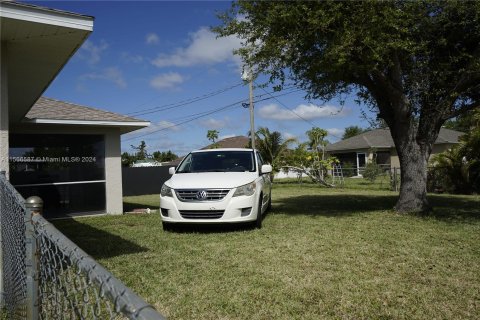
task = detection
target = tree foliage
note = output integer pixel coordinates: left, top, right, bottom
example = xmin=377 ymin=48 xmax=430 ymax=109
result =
xmin=122 ymin=141 xmax=178 ymax=167
xmin=216 ymin=1 xmax=480 ymax=213
xmin=363 ymin=161 xmax=383 ymax=183
xmin=207 ymin=130 xmax=219 ymax=143
xmin=152 ymin=150 xmax=178 ymax=162
xmin=343 ymin=126 xmax=367 ymax=140
xmin=130 ymin=140 xmax=148 ymax=160
xmin=280 ymin=127 xmax=339 ymax=187
xmin=255 ymin=127 xmax=296 ymax=175
xmin=430 ymin=109 xmax=480 ymax=193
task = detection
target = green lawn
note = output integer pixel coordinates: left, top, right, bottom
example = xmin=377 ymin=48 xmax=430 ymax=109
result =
xmin=54 ymin=183 xmax=480 ymax=319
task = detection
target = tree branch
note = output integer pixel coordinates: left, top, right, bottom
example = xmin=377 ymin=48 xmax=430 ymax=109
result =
xmin=447 ymin=100 xmax=480 ymax=120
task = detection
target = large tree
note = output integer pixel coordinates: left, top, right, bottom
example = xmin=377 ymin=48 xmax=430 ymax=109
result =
xmin=343 ymin=126 xmax=367 ymax=140
xmin=216 ymin=0 xmax=480 ymax=213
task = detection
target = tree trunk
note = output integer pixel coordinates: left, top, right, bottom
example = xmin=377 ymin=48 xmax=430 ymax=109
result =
xmin=392 ymin=127 xmax=433 ymax=214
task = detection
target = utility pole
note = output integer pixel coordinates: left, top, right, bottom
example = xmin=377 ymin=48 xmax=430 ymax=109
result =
xmin=242 ymin=67 xmax=255 ymax=150
xmin=248 ymin=77 xmax=255 ymax=150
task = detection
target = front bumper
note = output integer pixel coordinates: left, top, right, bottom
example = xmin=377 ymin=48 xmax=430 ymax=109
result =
xmin=160 ymin=190 xmax=259 ymax=224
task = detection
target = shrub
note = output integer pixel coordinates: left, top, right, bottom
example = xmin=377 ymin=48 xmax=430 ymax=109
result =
xmin=363 ymin=162 xmax=382 ymax=183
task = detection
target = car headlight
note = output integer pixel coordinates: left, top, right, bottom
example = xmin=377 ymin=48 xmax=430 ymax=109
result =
xmin=160 ymin=184 xmax=173 ymax=197
xmin=233 ymin=181 xmax=256 ymax=197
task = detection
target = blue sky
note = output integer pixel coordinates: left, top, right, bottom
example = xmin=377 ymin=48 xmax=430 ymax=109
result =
xmin=29 ymin=1 xmax=375 ymax=156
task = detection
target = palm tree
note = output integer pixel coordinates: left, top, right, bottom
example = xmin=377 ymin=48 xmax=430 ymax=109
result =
xmin=255 ymin=127 xmax=296 ymax=175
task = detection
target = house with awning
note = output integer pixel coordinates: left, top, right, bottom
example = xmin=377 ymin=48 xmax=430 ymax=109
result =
xmin=1 ymin=1 xmax=149 ymax=217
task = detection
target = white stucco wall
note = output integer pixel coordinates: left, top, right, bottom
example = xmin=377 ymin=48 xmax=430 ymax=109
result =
xmin=104 ymin=129 xmax=123 ymax=214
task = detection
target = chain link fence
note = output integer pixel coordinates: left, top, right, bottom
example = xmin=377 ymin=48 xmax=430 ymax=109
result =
xmin=0 ymin=172 xmax=165 ymax=320
xmin=0 ymin=172 xmax=28 ymax=319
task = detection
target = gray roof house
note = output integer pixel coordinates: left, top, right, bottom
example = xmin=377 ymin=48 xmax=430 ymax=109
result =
xmin=325 ymin=128 xmax=463 ymax=173
xmin=1 ymin=2 xmax=149 ymax=217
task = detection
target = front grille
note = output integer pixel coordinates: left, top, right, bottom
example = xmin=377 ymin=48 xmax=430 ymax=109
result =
xmin=175 ymin=189 xmax=230 ymax=202
xmin=179 ymin=210 xmax=224 ymax=219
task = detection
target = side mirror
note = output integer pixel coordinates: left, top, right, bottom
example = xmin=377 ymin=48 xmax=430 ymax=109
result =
xmin=261 ymin=164 xmax=272 ymax=174
xmin=168 ymin=167 xmax=176 ymax=175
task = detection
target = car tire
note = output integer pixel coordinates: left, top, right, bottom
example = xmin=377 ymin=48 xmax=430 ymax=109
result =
xmin=255 ymin=194 xmax=263 ymax=229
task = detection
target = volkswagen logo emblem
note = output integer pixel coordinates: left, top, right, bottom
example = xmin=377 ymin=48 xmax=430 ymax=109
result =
xmin=196 ymin=190 xmax=208 ymax=200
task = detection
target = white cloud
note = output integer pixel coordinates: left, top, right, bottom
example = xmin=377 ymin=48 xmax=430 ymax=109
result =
xmin=283 ymin=132 xmax=297 ymax=140
xmin=120 ymin=52 xmax=144 ymax=64
xmin=146 ymin=33 xmax=160 ymax=45
xmin=78 ymin=40 xmax=108 ymax=65
xmin=150 ymin=72 xmax=186 ymax=90
xmin=122 ymin=120 xmax=180 ymax=143
xmin=152 ymin=120 xmax=181 ymax=132
xmin=81 ymin=67 xmax=126 ymax=88
xmin=152 ymin=27 xmax=242 ymax=68
xmin=326 ymin=128 xmax=344 ymax=140
xmin=258 ymin=103 xmax=350 ymax=121
xmin=198 ymin=117 xmax=230 ymax=130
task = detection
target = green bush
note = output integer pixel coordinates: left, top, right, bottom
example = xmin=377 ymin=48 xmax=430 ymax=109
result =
xmin=363 ymin=162 xmax=382 ymax=182
xmin=342 ymin=161 xmax=356 ymax=177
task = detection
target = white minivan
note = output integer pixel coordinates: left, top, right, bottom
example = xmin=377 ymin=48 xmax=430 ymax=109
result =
xmin=160 ymin=148 xmax=272 ymax=229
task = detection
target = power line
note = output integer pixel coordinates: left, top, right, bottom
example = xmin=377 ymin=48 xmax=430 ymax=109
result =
xmin=130 ymin=84 xmax=299 ymax=118
xmin=123 ymin=87 xmax=302 ymax=142
xmin=127 ymin=82 xmax=244 ymax=117
xmin=123 ymin=99 xmax=244 ymax=142
xmin=255 ymin=81 xmax=317 ymax=127
xmin=254 ymin=81 xmax=343 ymax=139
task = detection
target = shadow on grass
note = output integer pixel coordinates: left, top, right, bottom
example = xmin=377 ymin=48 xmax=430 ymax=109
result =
xmin=164 ymin=222 xmax=256 ymax=234
xmin=123 ymin=201 xmax=159 ymax=212
xmin=426 ymin=195 xmax=480 ymax=221
xmin=52 ymin=218 xmax=148 ymax=260
xmin=273 ymin=194 xmax=398 ymax=217
xmin=273 ymin=193 xmax=480 ymax=221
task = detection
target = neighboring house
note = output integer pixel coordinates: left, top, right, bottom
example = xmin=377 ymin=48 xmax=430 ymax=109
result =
xmin=1 ymin=2 xmax=149 ymax=217
xmin=325 ymin=128 xmax=463 ymax=174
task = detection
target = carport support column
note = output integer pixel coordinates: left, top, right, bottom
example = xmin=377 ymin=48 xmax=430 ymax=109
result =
xmin=0 ymin=42 xmax=8 ymax=179
xmin=105 ymin=130 xmax=123 ymax=214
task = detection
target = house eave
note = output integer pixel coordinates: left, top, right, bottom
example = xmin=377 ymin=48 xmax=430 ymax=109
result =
xmin=25 ymin=118 xmax=150 ymax=127
xmin=0 ymin=1 xmax=94 ymax=31
xmin=1 ymin=1 xmax=94 ymax=123
xmin=21 ymin=118 xmax=150 ymax=134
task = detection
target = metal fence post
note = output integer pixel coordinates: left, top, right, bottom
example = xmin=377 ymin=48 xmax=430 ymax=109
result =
xmin=0 ymin=170 xmax=4 ymax=305
xmin=25 ymin=196 xmax=43 ymax=320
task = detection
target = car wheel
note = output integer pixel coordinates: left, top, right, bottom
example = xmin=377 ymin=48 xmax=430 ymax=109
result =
xmin=255 ymin=194 xmax=263 ymax=229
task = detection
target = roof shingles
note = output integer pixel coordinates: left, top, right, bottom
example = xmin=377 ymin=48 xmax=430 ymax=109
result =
xmin=326 ymin=128 xmax=463 ymax=152
xmin=25 ymin=97 xmax=145 ymax=123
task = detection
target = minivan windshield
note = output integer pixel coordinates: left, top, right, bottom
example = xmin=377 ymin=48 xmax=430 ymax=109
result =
xmin=176 ymin=150 xmax=256 ymax=173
